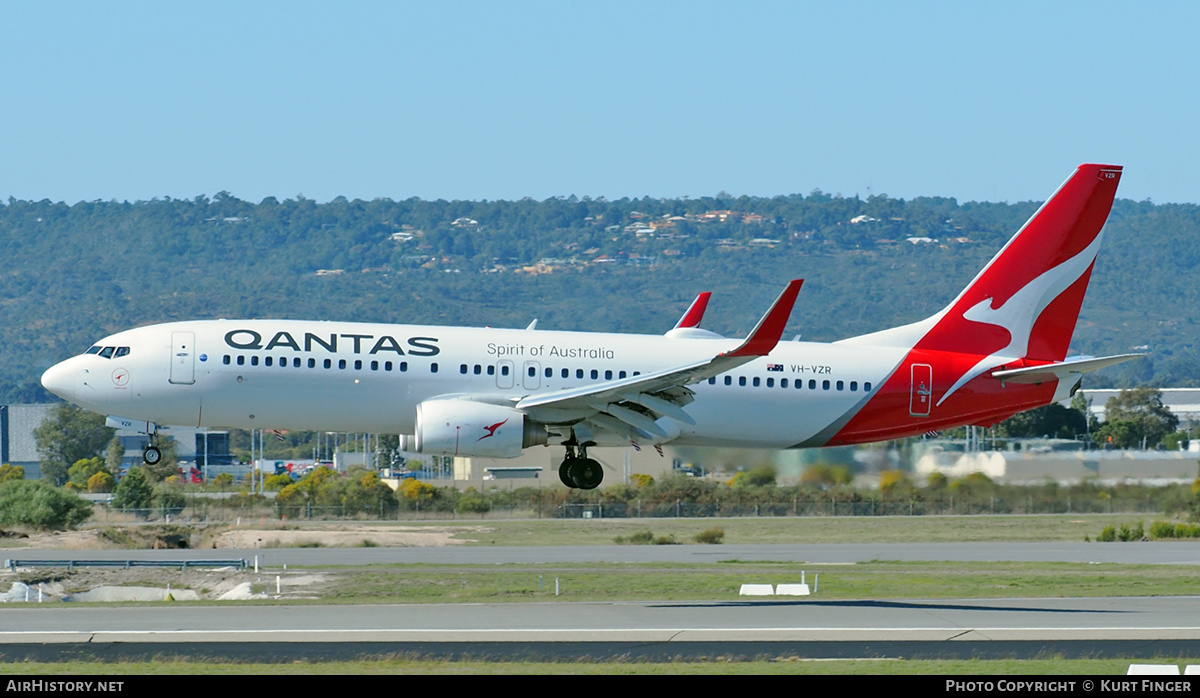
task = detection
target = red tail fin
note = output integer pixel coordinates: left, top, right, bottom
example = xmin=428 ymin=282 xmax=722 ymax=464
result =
xmin=918 ymin=164 xmax=1122 ymax=362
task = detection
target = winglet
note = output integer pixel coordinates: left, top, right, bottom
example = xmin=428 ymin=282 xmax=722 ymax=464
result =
xmin=673 ymin=292 xmax=712 ymax=330
xmin=722 ymin=280 xmax=802 ymax=357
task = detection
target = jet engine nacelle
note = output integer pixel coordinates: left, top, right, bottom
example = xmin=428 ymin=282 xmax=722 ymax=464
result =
xmin=406 ymin=399 xmax=546 ymax=458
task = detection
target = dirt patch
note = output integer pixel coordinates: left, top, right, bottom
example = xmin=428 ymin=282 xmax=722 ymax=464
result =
xmin=3 ymin=564 xmax=331 ymax=602
xmin=0 ymin=522 xmax=490 ymax=552
xmin=212 ymin=525 xmax=486 ymax=549
xmin=0 ymin=529 xmax=107 ymax=550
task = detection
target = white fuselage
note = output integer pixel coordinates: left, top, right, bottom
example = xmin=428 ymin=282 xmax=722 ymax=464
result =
xmin=42 ymin=319 xmax=907 ymax=449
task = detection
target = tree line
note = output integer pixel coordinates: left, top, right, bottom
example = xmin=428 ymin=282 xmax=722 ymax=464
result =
xmin=2 ymin=190 xmax=1197 ymax=404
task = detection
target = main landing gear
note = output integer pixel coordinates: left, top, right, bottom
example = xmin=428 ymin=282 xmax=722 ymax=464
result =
xmin=143 ymin=430 xmax=162 ymax=466
xmin=559 ymin=444 xmax=604 ymax=490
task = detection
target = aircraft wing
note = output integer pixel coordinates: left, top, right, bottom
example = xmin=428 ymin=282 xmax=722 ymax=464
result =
xmin=516 ymin=280 xmax=801 ymax=438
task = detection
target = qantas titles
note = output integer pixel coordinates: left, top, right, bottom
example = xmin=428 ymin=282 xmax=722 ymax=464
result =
xmin=224 ymin=330 xmax=439 ymax=356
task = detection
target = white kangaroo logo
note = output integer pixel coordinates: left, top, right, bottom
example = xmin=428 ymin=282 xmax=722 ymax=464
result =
xmin=937 ymin=232 xmax=1104 ymax=406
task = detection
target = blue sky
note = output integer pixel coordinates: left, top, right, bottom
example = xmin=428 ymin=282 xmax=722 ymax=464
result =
xmin=2 ymin=1 xmax=1197 ymax=204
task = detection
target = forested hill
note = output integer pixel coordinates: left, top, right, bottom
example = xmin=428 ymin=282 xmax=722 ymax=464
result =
xmin=2 ymin=191 xmax=1196 ymax=404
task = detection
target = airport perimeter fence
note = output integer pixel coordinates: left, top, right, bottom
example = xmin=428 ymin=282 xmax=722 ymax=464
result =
xmin=553 ymin=495 xmax=1177 ymax=519
xmin=87 ymin=491 xmax=1187 ymax=523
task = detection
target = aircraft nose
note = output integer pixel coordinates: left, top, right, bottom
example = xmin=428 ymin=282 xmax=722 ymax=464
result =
xmin=41 ymin=360 xmax=77 ymax=401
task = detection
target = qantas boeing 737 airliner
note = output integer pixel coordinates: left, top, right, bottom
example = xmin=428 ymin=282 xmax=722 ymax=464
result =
xmin=40 ymin=164 xmax=1140 ymax=489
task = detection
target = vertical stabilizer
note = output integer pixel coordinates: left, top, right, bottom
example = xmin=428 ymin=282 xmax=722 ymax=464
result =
xmin=916 ymin=163 xmax=1122 ymax=363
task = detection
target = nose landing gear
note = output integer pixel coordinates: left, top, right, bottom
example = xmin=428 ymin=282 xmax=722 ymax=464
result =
xmin=558 ymin=444 xmax=604 ymax=490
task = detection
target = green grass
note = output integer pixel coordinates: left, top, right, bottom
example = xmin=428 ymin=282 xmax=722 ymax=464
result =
xmin=271 ymin=559 xmax=1200 ymax=603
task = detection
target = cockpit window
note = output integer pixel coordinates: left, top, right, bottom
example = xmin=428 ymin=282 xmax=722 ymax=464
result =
xmin=98 ymin=347 xmax=115 ymax=359
xmin=86 ymin=346 xmax=102 ymax=355
xmin=114 ymin=347 xmax=130 ymax=358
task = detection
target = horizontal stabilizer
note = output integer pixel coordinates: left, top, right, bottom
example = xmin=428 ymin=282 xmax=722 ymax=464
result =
xmin=990 ymin=353 xmax=1144 ymax=385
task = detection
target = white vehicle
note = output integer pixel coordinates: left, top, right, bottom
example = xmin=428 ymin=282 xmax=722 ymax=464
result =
xmin=41 ymin=164 xmax=1138 ymax=489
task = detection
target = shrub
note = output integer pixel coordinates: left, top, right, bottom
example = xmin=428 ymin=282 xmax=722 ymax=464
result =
xmin=615 ymin=530 xmax=655 ymax=545
xmin=1150 ymin=521 xmax=1176 ymax=539
xmin=156 ymin=490 xmax=186 ymax=516
xmin=112 ymin=467 xmax=153 ymax=512
xmin=654 ymin=534 xmax=678 ymax=545
xmin=456 ymin=494 xmax=491 ymax=515
xmin=630 ymin=473 xmax=655 ymax=488
xmin=694 ymin=527 xmax=725 ymax=544
xmin=263 ymin=473 xmax=294 ymax=491
xmin=1098 ymin=525 xmax=1116 ymax=542
xmin=0 ymin=480 xmax=93 ymax=530
xmin=87 ymin=471 xmax=115 ymax=493
xmin=1177 ymin=523 xmax=1200 ymax=539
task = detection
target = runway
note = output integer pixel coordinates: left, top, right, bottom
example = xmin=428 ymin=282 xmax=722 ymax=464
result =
xmin=7 ymin=541 xmax=1200 ymax=566
xmin=4 ymin=542 xmax=1200 ymax=661
xmin=2 ymin=596 xmax=1200 ymax=661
